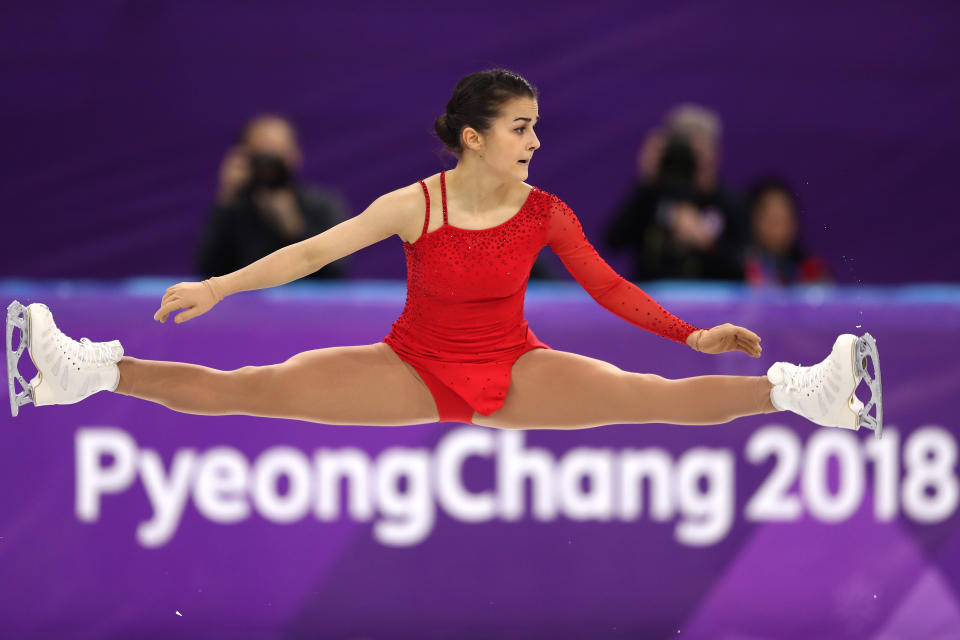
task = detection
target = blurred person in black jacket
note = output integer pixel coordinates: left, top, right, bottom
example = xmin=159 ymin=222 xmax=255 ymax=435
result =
xmin=604 ymin=104 xmax=747 ymax=281
xmin=196 ymin=114 xmax=349 ymax=280
xmin=743 ymin=177 xmax=831 ymax=286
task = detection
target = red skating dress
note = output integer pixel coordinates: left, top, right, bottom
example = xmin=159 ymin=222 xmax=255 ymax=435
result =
xmin=382 ymin=171 xmax=701 ymax=424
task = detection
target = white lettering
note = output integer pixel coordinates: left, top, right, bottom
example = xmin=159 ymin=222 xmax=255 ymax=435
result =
xmin=252 ymin=447 xmax=311 ymax=523
xmin=75 ymin=428 xmax=137 ymax=521
xmin=618 ymin=449 xmax=675 ymax=521
xmin=498 ymin=430 xmax=557 ymax=520
xmin=314 ymin=448 xmax=373 ymax=521
xmin=374 ymin=449 xmax=433 ymax=546
xmin=435 ymin=427 xmax=496 ymax=522
xmin=73 ymin=424 xmax=954 ymax=551
xmin=559 ymin=448 xmax=613 ymax=521
xmin=675 ymin=448 xmax=733 ymax=546
xmin=137 ymin=448 xmax=196 ymax=547
xmin=194 ymin=447 xmax=250 ymax=523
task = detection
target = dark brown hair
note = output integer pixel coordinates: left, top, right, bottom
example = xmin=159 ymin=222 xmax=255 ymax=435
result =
xmin=434 ymin=69 xmax=537 ymax=156
xmin=746 ymin=176 xmax=801 ymax=221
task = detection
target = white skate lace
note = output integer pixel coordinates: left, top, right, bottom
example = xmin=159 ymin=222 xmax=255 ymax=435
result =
xmin=784 ymin=362 xmax=823 ymax=396
xmin=56 ymin=330 xmax=118 ymax=367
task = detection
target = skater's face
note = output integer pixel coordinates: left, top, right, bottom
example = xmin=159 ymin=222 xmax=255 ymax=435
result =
xmin=465 ymin=97 xmax=540 ymax=180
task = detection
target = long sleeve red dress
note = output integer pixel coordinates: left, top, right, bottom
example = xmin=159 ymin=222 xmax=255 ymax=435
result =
xmin=383 ymin=171 xmax=700 ymax=424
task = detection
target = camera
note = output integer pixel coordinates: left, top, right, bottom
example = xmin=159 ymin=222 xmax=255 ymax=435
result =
xmin=656 ymin=135 xmax=698 ymax=200
xmin=248 ymin=152 xmax=291 ymax=190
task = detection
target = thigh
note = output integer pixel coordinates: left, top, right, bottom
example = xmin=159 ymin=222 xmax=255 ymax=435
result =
xmin=241 ymin=342 xmax=439 ymax=426
xmin=471 ymin=348 xmax=658 ymax=430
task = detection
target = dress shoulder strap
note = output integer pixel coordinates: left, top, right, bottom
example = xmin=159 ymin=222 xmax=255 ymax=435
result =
xmin=439 ymin=170 xmax=449 ymax=225
xmin=417 ymin=179 xmax=430 ymax=237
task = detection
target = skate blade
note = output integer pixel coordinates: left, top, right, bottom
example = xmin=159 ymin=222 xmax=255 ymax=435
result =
xmin=6 ymin=300 xmax=36 ymax=417
xmin=854 ymin=333 xmax=882 ymax=440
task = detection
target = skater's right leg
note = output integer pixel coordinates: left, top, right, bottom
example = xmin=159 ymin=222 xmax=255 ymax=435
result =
xmin=113 ymin=342 xmax=440 ymax=426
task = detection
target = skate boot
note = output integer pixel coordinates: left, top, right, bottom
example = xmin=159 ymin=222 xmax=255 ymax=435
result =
xmin=767 ymin=333 xmax=883 ymax=439
xmin=6 ymin=300 xmax=124 ymax=416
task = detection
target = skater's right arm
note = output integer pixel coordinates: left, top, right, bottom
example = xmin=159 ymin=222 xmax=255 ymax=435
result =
xmin=299 ymin=183 xmax=424 ymax=274
xmin=219 ymin=184 xmax=421 ymax=296
xmin=154 ymin=185 xmax=421 ymax=324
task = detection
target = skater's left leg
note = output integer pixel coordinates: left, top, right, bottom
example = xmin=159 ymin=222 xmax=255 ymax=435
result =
xmin=471 ymin=348 xmax=777 ymax=430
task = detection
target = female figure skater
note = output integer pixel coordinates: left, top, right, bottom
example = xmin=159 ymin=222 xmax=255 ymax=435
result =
xmin=6 ymin=69 xmax=881 ymax=437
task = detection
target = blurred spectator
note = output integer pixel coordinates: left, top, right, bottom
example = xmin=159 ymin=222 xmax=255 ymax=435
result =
xmin=196 ymin=114 xmax=349 ymax=279
xmin=743 ymin=177 xmax=831 ymax=286
xmin=527 ymin=256 xmax=559 ymax=280
xmin=604 ymin=104 xmax=747 ymax=281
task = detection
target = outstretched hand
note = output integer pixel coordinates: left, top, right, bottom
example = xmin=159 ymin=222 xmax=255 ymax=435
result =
xmin=154 ymin=280 xmax=222 ymax=324
xmin=689 ymin=323 xmax=762 ymax=358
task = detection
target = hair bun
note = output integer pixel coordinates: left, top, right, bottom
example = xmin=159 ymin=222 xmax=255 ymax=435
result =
xmin=433 ymin=113 xmax=458 ymax=150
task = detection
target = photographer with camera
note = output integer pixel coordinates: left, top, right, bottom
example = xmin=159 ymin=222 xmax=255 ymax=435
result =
xmin=196 ymin=114 xmax=349 ymax=280
xmin=604 ymin=104 xmax=747 ymax=282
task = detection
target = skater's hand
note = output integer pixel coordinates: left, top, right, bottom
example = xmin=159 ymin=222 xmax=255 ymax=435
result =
xmin=154 ymin=280 xmax=222 ymax=324
xmin=688 ymin=323 xmax=762 ymax=358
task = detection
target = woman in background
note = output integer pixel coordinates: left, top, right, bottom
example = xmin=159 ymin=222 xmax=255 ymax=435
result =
xmin=744 ymin=177 xmax=831 ymax=286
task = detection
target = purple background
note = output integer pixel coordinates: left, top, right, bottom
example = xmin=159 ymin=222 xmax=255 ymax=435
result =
xmin=2 ymin=2 xmax=960 ymax=638
xmin=1 ymin=3 xmax=957 ymax=283
xmin=1 ymin=281 xmax=958 ymax=638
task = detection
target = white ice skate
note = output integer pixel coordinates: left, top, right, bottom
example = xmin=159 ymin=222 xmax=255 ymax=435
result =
xmin=6 ymin=300 xmax=124 ymax=416
xmin=767 ymin=333 xmax=883 ymax=439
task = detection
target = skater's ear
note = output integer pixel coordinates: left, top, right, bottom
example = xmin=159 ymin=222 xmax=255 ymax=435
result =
xmin=461 ymin=126 xmax=484 ymax=154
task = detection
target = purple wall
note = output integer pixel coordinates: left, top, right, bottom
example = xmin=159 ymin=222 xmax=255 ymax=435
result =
xmin=2 ymin=3 xmax=958 ymax=284
xmin=1 ymin=281 xmax=959 ymax=637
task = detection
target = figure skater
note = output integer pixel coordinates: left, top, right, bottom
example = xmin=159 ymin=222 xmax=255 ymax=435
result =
xmin=6 ymin=69 xmax=881 ymax=437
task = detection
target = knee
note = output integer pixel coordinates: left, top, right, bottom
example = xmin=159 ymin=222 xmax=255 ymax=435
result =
xmin=226 ymin=365 xmax=276 ymax=394
xmin=624 ymin=371 xmax=668 ymax=391
xmin=610 ymin=372 xmax=670 ymax=405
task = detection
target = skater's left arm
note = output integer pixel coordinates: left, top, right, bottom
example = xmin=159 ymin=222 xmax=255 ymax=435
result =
xmin=546 ymin=196 xmax=762 ymax=357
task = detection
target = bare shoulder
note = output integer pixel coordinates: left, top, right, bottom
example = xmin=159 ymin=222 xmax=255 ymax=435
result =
xmin=377 ymin=181 xmax=425 ymax=207
xmin=521 ymin=181 xmax=541 ymax=203
xmin=373 ymin=181 xmax=428 ymax=244
xmin=300 ymin=180 xmax=429 ymax=269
